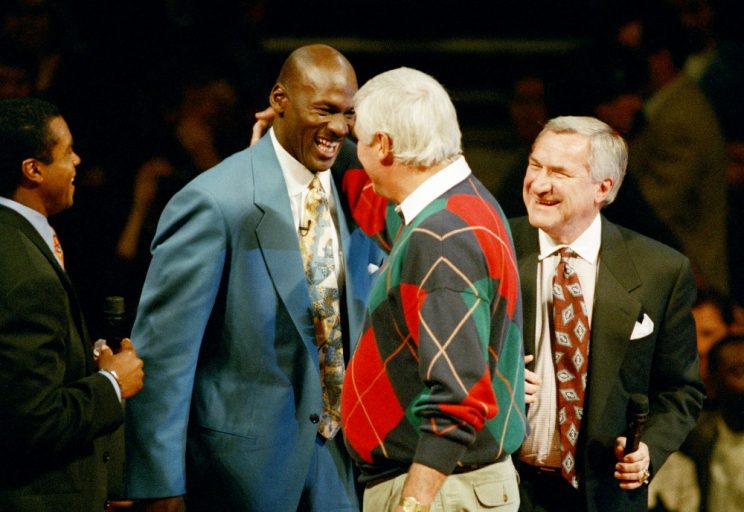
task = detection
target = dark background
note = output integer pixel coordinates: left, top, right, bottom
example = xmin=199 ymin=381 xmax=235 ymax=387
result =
xmin=3 ymin=0 xmax=743 ymax=331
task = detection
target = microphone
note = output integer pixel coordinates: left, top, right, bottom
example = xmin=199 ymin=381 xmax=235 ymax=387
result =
xmin=102 ymin=295 xmax=128 ymax=352
xmin=299 ymin=220 xmax=312 ymax=236
xmin=624 ymin=393 xmax=649 ymax=455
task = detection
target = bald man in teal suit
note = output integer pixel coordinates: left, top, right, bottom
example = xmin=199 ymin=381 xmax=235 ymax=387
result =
xmin=123 ymin=45 xmax=383 ymax=511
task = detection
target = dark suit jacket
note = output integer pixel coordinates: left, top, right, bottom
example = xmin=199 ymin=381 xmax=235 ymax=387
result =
xmin=510 ymin=215 xmax=705 ymax=512
xmin=0 ymin=205 xmax=124 ymax=511
xmin=124 ymin=136 xmax=384 ymax=510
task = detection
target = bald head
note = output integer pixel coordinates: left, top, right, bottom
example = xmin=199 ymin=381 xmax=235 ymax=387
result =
xmin=270 ymin=45 xmax=357 ymax=173
xmin=277 ymin=44 xmax=355 ymax=93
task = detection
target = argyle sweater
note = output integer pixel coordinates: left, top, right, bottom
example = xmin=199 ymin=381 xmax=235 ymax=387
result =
xmin=341 ymin=166 xmax=526 ymax=482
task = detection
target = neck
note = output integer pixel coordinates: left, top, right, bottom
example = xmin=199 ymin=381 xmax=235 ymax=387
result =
xmin=11 ymin=189 xmax=48 ymax=217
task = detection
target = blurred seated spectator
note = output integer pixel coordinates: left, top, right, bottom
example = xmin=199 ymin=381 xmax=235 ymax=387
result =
xmin=692 ymin=288 xmax=732 ymax=384
xmin=648 ymin=450 xmax=699 ymax=512
xmin=681 ymin=335 xmax=744 ymax=511
xmin=646 ymin=286 xmax=732 ymax=512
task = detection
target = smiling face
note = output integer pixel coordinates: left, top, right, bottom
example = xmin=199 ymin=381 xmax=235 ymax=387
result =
xmin=271 ymin=49 xmax=357 ymax=173
xmin=523 ymin=131 xmax=611 ymax=244
xmin=37 ymin=116 xmax=80 ymax=216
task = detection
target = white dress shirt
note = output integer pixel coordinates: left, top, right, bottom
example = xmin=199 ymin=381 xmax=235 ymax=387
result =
xmin=270 ymin=128 xmax=343 ymax=285
xmin=396 ymin=156 xmax=470 ymax=225
xmin=519 ymin=214 xmax=602 ymax=467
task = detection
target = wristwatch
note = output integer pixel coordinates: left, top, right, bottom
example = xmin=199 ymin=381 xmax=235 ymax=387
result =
xmin=399 ymin=496 xmax=430 ymax=512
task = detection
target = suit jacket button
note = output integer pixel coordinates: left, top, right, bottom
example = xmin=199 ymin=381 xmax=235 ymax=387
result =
xmin=103 ymin=452 xmax=111 ymax=463
xmin=309 ymin=413 xmax=320 ymax=424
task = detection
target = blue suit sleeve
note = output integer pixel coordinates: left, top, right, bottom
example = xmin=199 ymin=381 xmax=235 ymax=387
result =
xmin=124 ymin=183 xmax=227 ymax=498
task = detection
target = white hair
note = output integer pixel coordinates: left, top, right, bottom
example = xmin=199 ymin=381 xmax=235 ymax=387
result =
xmin=354 ymin=67 xmax=462 ymax=168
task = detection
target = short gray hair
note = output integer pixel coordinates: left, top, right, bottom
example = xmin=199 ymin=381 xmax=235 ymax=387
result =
xmin=354 ymin=67 xmax=462 ymax=168
xmin=537 ymin=116 xmax=628 ymax=205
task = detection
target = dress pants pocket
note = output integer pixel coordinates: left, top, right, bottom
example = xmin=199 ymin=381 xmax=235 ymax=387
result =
xmin=363 ymin=472 xmax=406 ymax=512
xmin=473 ymin=475 xmax=519 ymax=508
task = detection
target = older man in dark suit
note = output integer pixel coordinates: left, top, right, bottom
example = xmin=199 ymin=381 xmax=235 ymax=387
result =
xmin=513 ymin=116 xmax=704 ymax=511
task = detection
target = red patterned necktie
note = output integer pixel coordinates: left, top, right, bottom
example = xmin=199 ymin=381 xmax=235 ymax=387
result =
xmin=51 ymin=228 xmax=65 ymax=268
xmin=299 ymin=175 xmax=344 ymax=439
xmin=552 ymin=247 xmax=590 ymax=489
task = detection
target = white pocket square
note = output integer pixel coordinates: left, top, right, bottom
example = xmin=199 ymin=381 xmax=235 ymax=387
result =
xmin=630 ymin=313 xmax=654 ymax=340
xmin=368 ymin=263 xmax=380 ymax=275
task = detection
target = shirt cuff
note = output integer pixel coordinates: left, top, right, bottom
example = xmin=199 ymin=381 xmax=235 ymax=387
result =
xmin=99 ymin=370 xmax=122 ymax=402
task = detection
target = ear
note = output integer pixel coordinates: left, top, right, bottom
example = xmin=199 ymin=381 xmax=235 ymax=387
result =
xmin=596 ymin=177 xmax=614 ymax=204
xmin=375 ymin=132 xmax=395 ymax=166
xmin=269 ymin=83 xmax=288 ymax=117
xmin=21 ymin=158 xmax=43 ymax=185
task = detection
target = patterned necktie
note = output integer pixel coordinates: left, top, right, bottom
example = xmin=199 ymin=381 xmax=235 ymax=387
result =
xmin=299 ymin=175 xmax=344 ymax=439
xmin=552 ymin=247 xmax=590 ymax=489
xmin=51 ymin=228 xmax=65 ymax=268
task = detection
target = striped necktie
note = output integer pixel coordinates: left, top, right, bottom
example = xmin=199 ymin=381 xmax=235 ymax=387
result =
xmin=51 ymin=228 xmax=65 ymax=269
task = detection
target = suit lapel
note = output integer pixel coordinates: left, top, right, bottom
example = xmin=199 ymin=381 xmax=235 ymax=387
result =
xmin=511 ymin=217 xmax=539 ymax=358
xmin=518 ymin=240 xmax=539 ymax=358
xmin=585 ymin=218 xmax=643 ymax=427
xmin=251 ymin=138 xmax=315 ymax=349
xmin=0 ymin=206 xmax=92 ymax=371
xmin=1 ymin=206 xmax=74 ymax=288
xmin=511 ymin=216 xmax=645 ymax=421
xmin=330 ymin=178 xmax=362 ymax=355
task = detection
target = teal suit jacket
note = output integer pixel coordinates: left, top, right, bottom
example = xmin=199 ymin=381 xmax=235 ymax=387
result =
xmin=511 ymin=216 xmax=704 ymax=512
xmin=124 ymin=136 xmax=383 ymax=510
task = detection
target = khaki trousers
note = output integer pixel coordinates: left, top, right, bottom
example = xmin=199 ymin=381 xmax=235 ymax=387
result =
xmin=363 ymin=457 xmax=519 ymax=511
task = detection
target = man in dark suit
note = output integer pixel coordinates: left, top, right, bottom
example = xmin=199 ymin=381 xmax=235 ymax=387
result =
xmin=0 ymin=98 xmax=144 ymax=510
xmin=512 ymin=116 xmax=704 ymax=511
xmin=123 ymin=45 xmax=384 ymax=511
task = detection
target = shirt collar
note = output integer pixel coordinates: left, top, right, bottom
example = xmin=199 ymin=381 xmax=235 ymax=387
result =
xmin=0 ymin=196 xmax=56 ymax=250
xmin=538 ymin=214 xmax=602 ymax=264
xmin=270 ymin=128 xmax=332 ymax=196
xmin=396 ymin=156 xmax=470 ymax=225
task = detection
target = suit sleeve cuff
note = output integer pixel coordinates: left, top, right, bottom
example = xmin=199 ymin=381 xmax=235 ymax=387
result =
xmin=99 ymin=370 xmax=122 ymax=402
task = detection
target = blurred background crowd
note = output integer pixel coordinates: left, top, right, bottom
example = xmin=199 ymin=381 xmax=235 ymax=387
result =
xmin=2 ymin=0 xmax=743 ymax=509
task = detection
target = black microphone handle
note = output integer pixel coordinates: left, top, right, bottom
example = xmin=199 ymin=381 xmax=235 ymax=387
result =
xmin=625 ymin=417 xmax=647 ymax=455
xmin=624 ymin=394 xmax=649 ymax=455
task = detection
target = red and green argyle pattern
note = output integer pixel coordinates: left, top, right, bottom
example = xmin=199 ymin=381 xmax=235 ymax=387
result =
xmin=341 ymin=169 xmax=526 ymax=479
